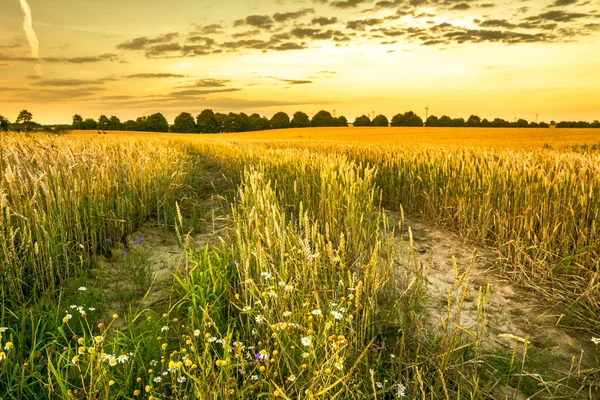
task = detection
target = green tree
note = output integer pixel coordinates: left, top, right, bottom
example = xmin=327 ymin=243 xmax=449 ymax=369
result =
xmin=437 ymin=115 xmax=453 ymax=127
xmin=0 ymin=115 xmax=10 ymax=131
xmin=72 ymin=114 xmax=83 ymax=129
xmin=425 ymin=115 xmax=438 ymax=127
xmin=391 ymin=111 xmax=423 ymax=127
xmin=196 ymin=109 xmax=221 ymax=133
xmin=335 ymin=116 xmax=348 ymax=127
xmin=452 ymin=118 xmax=465 ymax=127
xmin=480 ymin=118 xmax=491 ymax=127
xmin=147 ymin=113 xmax=169 ymax=132
xmin=353 ymin=115 xmax=371 ymax=126
xmin=249 ymin=113 xmax=270 ymax=131
xmin=311 ymin=110 xmax=335 ymax=127
xmin=172 ymin=112 xmax=197 ymax=133
xmin=515 ymin=118 xmax=529 ymax=128
xmin=108 ymin=116 xmax=121 ymax=130
xmin=16 ymin=110 xmax=33 ymax=123
xmin=136 ymin=116 xmax=148 ymax=131
xmin=371 ymin=114 xmax=389 ymax=127
xmin=466 ymin=115 xmax=481 ymax=127
xmin=123 ymin=120 xmax=138 ymax=131
xmin=81 ymin=118 xmax=97 ymax=130
xmin=98 ymin=115 xmax=110 ymax=130
xmin=270 ymin=112 xmax=290 ymax=129
xmin=291 ymin=111 xmax=310 ymax=128
xmin=492 ymin=118 xmax=509 ymax=127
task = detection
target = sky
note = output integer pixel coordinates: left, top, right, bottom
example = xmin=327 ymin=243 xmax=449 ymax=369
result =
xmin=1 ymin=0 xmax=599 ymax=124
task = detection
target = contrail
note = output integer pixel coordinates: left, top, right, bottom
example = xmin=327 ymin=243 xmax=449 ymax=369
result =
xmin=19 ymin=0 xmax=42 ymax=75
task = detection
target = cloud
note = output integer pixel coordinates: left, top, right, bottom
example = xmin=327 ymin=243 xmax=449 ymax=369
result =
xmin=117 ymin=33 xmax=179 ymax=50
xmin=346 ymin=18 xmax=384 ymax=30
xmin=187 ymin=79 xmax=232 ymax=87
xmin=550 ymin=0 xmax=579 ymax=6
xmin=267 ymin=77 xmax=313 ymax=85
xmin=312 ymin=17 xmax=338 ymax=25
xmin=273 ymin=8 xmax=315 ymax=22
xmin=170 ymin=88 xmax=242 ymax=96
xmin=330 ymin=0 xmax=371 ymax=9
xmin=126 ymin=73 xmax=187 ymax=79
xmin=0 ymin=53 xmax=124 ymax=64
xmin=234 ymin=15 xmax=275 ymax=29
xmin=34 ymin=79 xmax=104 ymax=87
xmin=526 ymin=10 xmax=590 ymax=23
xmin=190 ymin=24 xmax=224 ymax=35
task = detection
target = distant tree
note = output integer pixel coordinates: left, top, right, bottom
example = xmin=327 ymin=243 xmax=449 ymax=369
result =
xmin=290 ymin=111 xmax=311 ymax=128
xmin=353 ymin=115 xmax=371 ymax=126
xmin=515 ymin=118 xmax=528 ymax=128
xmin=425 ymin=115 xmax=439 ymax=127
xmin=480 ymin=118 xmax=491 ymax=127
xmin=249 ymin=113 xmax=270 ymax=131
xmin=172 ymin=112 xmax=197 ymax=133
xmin=97 ymin=115 xmax=109 ymax=130
xmin=108 ymin=116 xmax=121 ymax=130
xmin=72 ymin=114 xmax=83 ymax=129
xmin=372 ymin=114 xmax=389 ymax=127
xmin=16 ymin=110 xmax=33 ymax=123
xmin=529 ymin=122 xmax=539 ymax=128
xmin=391 ymin=111 xmax=423 ymax=127
xmin=81 ymin=118 xmax=97 ymax=130
xmin=466 ymin=115 xmax=481 ymax=127
xmin=492 ymin=118 xmax=510 ymax=128
xmin=592 ymin=120 xmax=600 ymax=128
xmin=550 ymin=120 xmax=556 ymax=126
xmin=437 ymin=115 xmax=453 ymax=127
xmin=452 ymin=118 xmax=465 ymax=127
xmin=122 ymin=120 xmax=138 ymax=131
xmin=335 ymin=116 xmax=348 ymax=126
xmin=136 ymin=116 xmax=148 ymax=131
xmin=147 ymin=113 xmax=169 ymax=132
xmin=270 ymin=111 xmax=291 ymax=129
xmin=0 ymin=115 xmax=9 ymax=131
xmin=214 ymin=113 xmax=228 ymax=132
xmin=196 ymin=109 xmax=221 ymax=133
xmin=235 ymin=112 xmax=250 ymax=132
xmin=311 ymin=110 xmax=335 ymax=127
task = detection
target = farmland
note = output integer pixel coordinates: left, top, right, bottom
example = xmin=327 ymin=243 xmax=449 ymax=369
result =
xmin=1 ymin=128 xmax=599 ymax=399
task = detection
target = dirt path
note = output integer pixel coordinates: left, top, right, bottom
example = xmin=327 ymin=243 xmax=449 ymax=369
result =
xmin=92 ymin=167 xmax=230 ymax=327
xmin=394 ymin=214 xmax=599 ymax=397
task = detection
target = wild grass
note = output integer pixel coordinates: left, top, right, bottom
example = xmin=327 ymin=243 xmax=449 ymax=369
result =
xmin=0 ymin=131 xmax=599 ymax=398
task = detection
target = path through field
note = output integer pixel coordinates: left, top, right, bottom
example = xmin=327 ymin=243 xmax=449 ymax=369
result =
xmin=396 ymin=215 xmax=599 ymax=398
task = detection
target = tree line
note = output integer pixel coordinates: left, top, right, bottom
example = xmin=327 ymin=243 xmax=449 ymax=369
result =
xmin=70 ymin=110 xmax=349 ymax=133
xmin=1 ymin=109 xmax=599 ymax=133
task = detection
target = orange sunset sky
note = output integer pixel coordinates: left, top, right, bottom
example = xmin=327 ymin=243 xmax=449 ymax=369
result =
xmin=1 ymin=0 xmax=599 ymax=124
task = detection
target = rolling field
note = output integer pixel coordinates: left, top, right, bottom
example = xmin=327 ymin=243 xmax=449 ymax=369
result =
xmin=80 ymin=127 xmax=600 ymax=149
xmin=1 ymin=128 xmax=599 ymax=399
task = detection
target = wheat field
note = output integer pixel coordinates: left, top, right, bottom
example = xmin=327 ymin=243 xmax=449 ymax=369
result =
xmin=1 ymin=129 xmax=599 ymax=399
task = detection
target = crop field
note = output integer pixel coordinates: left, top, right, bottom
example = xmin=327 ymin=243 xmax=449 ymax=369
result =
xmin=1 ymin=128 xmax=599 ymax=399
xmin=87 ymin=127 xmax=600 ymax=150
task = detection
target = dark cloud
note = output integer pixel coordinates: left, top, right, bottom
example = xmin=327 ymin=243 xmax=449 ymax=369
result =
xmin=180 ymin=79 xmax=232 ymax=88
xmin=526 ymin=10 xmax=589 ymax=23
xmin=346 ymin=18 xmax=383 ymax=30
xmin=34 ymin=79 xmax=105 ymax=87
xmin=267 ymin=77 xmax=313 ymax=85
xmin=330 ymin=0 xmax=371 ymax=9
xmin=117 ymin=33 xmax=179 ymax=50
xmin=273 ymin=8 xmax=315 ymax=22
xmin=450 ymin=3 xmax=470 ymax=10
xmin=0 ymin=54 xmax=123 ymax=64
xmin=190 ymin=24 xmax=224 ymax=35
xmin=550 ymin=0 xmax=579 ymax=6
xmin=312 ymin=17 xmax=338 ymax=25
xmin=234 ymin=15 xmax=275 ymax=29
xmin=126 ymin=73 xmax=187 ymax=79
xmin=170 ymin=88 xmax=242 ymax=96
